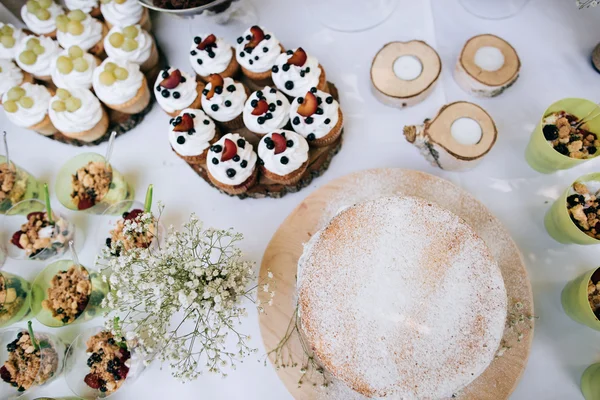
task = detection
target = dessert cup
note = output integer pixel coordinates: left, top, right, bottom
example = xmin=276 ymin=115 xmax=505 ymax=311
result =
xmin=206 ymin=133 xmax=258 ymax=195
xmin=154 ymin=67 xmax=204 ymax=118
xmin=257 ymin=130 xmax=309 ymax=185
xmin=545 ymin=173 xmax=600 ymax=245
xmin=289 ymin=89 xmax=343 ymax=148
xmin=0 ymin=158 xmax=44 ymax=215
xmin=526 ymin=98 xmax=600 ymax=173
xmin=235 ymin=26 xmax=283 ymax=84
xmin=0 ymin=272 xmax=31 ymax=328
xmin=561 ymin=267 xmax=600 ymax=330
xmin=31 ymin=259 xmax=108 ymax=327
xmin=64 ymin=326 xmax=146 ymax=399
xmin=169 ymin=109 xmax=219 ymax=166
xmin=55 ymin=153 xmax=134 ymax=215
xmin=0 ymin=328 xmax=66 ymax=397
xmin=200 ymin=74 xmax=248 ymax=130
xmin=582 ymin=363 xmax=600 ymax=400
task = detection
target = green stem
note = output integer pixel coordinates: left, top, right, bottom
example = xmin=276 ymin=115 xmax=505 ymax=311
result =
xmin=27 ymin=321 xmax=39 ymax=351
xmin=144 ymin=184 xmax=153 ymax=213
xmin=43 ymin=183 xmax=53 ymax=224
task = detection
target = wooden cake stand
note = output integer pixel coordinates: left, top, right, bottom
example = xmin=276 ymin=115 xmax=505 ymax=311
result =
xmin=258 ymin=168 xmax=534 ymax=400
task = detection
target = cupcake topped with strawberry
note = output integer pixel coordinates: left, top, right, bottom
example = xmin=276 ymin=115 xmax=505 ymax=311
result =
xmin=154 ymin=67 xmax=199 ymax=116
xmin=21 ymin=0 xmax=63 ymax=37
xmin=51 ymin=45 xmax=98 ymax=90
xmin=169 ymin=108 xmax=217 ymax=164
xmin=257 ymin=130 xmax=309 ymax=184
xmin=190 ymin=34 xmax=238 ymax=81
xmin=55 ymin=9 xmax=105 ymax=53
xmin=0 ymin=24 xmax=24 ymax=60
xmin=242 ymin=86 xmax=290 ymax=136
xmin=15 ymin=36 xmax=61 ymax=80
xmin=201 ymin=74 xmax=247 ymax=126
xmin=236 ymin=26 xmax=282 ymax=80
xmin=272 ymin=48 xmax=326 ymax=98
xmin=207 ymin=133 xmax=257 ymax=192
xmin=289 ymin=89 xmax=342 ymax=146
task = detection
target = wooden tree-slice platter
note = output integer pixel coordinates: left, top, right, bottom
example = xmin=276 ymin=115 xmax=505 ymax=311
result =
xmin=258 ymin=168 xmax=534 ymax=400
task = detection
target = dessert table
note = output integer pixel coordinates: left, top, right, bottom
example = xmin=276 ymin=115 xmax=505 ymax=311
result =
xmin=0 ymin=0 xmax=599 ymax=398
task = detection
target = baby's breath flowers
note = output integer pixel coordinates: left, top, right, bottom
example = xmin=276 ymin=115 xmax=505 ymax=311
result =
xmin=98 ymin=205 xmax=271 ymax=381
xmin=577 ymin=0 xmax=599 ymax=8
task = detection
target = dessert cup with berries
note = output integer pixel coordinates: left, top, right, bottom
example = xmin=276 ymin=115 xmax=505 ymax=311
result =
xmin=154 ymin=67 xmax=203 ymax=117
xmin=0 ymin=272 xmax=31 ymax=328
xmin=65 ymin=327 xmax=145 ymax=399
xmin=206 ymin=133 xmax=258 ymax=195
xmin=272 ymin=47 xmax=328 ymax=99
xmin=105 ymin=25 xmax=159 ymax=75
xmin=169 ymin=109 xmax=220 ymax=165
xmin=0 ymin=61 xmax=34 ymax=103
xmin=0 ymin=23 xmax=25 ymax=61
xmin=20 ymin=0 xmax=63 ymax=38
xmin=15 ymin=36 xmax=61 ymax=82
xmin=51 ymin=46 xmax=100 ymax=91
xmin=526 ymin=98 xmax=600 ymax=173
xmin=65 ymin=0 xmax=101 ymax=16
xmin=49 ymin=88 xmax=109 ymax=142
xmin=582 ymin=362 xmax=600 ymax=400
xmin=545 ymin=173 xmax=600 ymax=245
xmin=0 ymin=156 xmax=44 ymax=214
xmin=289 ymin=88 xmax=343 ymax=147
xmin=258 ymin=130 xmax=309 ymax=185
xmin=190 ymin=34 xmax=239 ymax=82
xmin=56 ymin=9 xmax=108 ymax=57
xmin=242 ymin=86 xmax=290 ymax=136
xmin=562 ymin=266 xmax=600 ymax=331
xmin=2 ymin=83 xmax=57 ymax=137
xmin=200 ymin=74 xmax=248 ymax=130
xmin=235 ymin=26 xmax=284 ymax=85
xmin=100 ymin=0 xmax=152 ymax=32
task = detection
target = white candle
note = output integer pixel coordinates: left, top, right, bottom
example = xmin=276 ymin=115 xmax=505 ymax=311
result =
xmin=474 ymin=46 xmax=505 ymax=72
xmin=393 ymin=55 xmax=423 ymax=81
xmin=451 ymin=117 xmax=482 ymax=145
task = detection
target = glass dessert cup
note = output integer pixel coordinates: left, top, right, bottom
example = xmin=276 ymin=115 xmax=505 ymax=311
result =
xmin=0 ymin=157 xmax=44 ymax=215
xmin=55 ymin=153 xmax=134 ymax=215
xmin=562 ymin=267 xmax=600 ymax=331
xmin=3 ymin=200 xmax=81 ymax=262
xmin=582 ymin=363 xmax=600 ymax=400
xmin=0 ymin=328 xmax=66 ymax=399
xmin=30 ymin=260 xmax=109 ymax=328
xmin=545 ymin=173 xmax=600 ymax=245
xmin=526 ymin=98 xmax=600 ymax=174
xmin=459 ymin=0 xmax=531 ymax=19
xmin=304 ymin=0 xmax=399 ymax=32
xmin=64 ymin=326 xmax=146 ymax=399
xmin=0 ymin=272 xmax=31 ymax=329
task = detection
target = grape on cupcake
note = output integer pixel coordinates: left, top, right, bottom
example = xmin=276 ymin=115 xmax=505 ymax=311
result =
xmin=65 ymin=0 xmax=101 ymax=17
xmin=100 ymin=0 xmax=151 ymax=31
xmin=93 ymin=58 xmax=150 ymax=114
xmin=21 ymin=0 xmax=63 ymax=38
xmin=55 ymin=9 xmax=107 ymax=57
xmin=105 ymin=25 xmax=159 ymax=74
xmin=49 ymin=88 xmax=109 ymax=142
xmin=2 ymin=83 xmax=57 ymax=136
xmin=0 ymin=24 xmax=25 ymax=61
xmin=51 ymin=45 xmax=100 ymax=90
xmin=15 ymin=36 xmax=61 ymax=82
xmin=0 ymin=60 xmax=34 ymax=102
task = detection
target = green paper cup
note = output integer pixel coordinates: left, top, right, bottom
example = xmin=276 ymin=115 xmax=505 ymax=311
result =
xmin=525 ymin=98 xmax=600 ymax=173
xmin=0 ymin=156 xmax=44 ymax=214
xmin=55 ymin=153 xmax=134 ymax=215
xmin=30 ymin=260 xmax=109 ymax=328
xmin=0 ymin=272 xmax=31 ymax=328
xmin=582 ymin=363 xmax=600 ymax=400
xmin=561 ymin=267 xmax=600 ymax=330
xmin=545 ymin=173 xmax=600 ymax=245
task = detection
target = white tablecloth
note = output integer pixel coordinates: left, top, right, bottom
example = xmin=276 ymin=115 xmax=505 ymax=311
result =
xmin=1 ymin=0 xmax=599 ymax=398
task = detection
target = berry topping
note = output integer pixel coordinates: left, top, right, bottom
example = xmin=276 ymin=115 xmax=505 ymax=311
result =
xmin=197 ymin=59 xmax=203 ymax=65
xmin=324 ymin=118 xmax=331 ymax=124
xmin=269 ymin=103 xmax=276 ymax=112
xmin=173 ymin=113 xmax=194 ymax=132
xmin=237 ymin=37 xmax=243 ymax=44
xmin=297 ymin=92 xmax=318 ymax=117
xmin=244 ymin=26 xmax=265 ymax=49
xmin=224 ymin=100 xmax=232 ymax=107
xmin=212 ymin=158 xmax=218 ymax=165
xmin=77 ymin=196 xmax=95 ymax=210
xmin=197 ymin=34 xmax=217 ymax=51
xmin=160 ymin=69 xmax=182 ymax=89
xmin=226 ymin=169 xmax=236 ymax=178
xmin=282 ymin=63 xmax=290 ymax=72
xmin=251 ymin=99 xmax=269 ymax=116
xmin=211 ymin=145 xmax=222 ymax=153
xmin=240 ymin=160 xmax=248 ymax=168
xmin=286 ymin=140 xmax=294 ymax=147
xmin=310 ymin=87 xmax=317 ymax=93
xmin=173 ymin=92 xmax=180 ymax=99
xmin=161 ymin=90 xmax=169 ymax=98
xmin=190 ymin=50 xmax=197 ymax=56
xmin=11 ymin=231 xmax=23 ymax=249
xmin=194 ymin=36 xmax=201 ymax=44
xmin=272 ymin=65 xmax=279 ymax=73
xmin=211 ymin=104 xmax=219 ymax=111
xmin=326 ymin=96 xmax=334 ymax=104
xmin=227 ymin=84 xmax=236 ymax=92
xmin=233 ymin=155 xmax=240 ymax=162
xmin=280 ymin=156 xmax=289 ymax=165
xmin=285 ymin=81 xmax=294 ymax=90
xmin=221 ymin=139 xmax=237 ymax=162
xmin=293 ymin=117 xmax=300 ymax=125
xmin=84 ymin=373 xmax=102 ymax=389
xmin=305 ymin=117 xmax=314 ymax=124
xmin=0 ymin=366 xmax=11 ymax=383
xmin=205 ymin=74 xmax=224 ymax=100
xmin=543 ymin=124 xmax=559 ymax=141
xmin=288 ymin=48 xmax=307 ymax=67
xmin=271 ymin=132 xmax=287 ymax=155
xmin=203 ymin=119 xmax=210 ymax=125
xmin=307 ymin=133 xmax=316 ymax=141
xmin=124 ymin=209 xmax=143 ymax=221
xmin=237 ymin=138 xmax=246 ymax=148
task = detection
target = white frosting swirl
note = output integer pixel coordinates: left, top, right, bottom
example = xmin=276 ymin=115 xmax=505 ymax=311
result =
xmin=51 ymin=50 xmax=98 ymax=90
xmin=154 ymin=68 xmax=198 ymax=114
xmin=104 ymin=25 xmax=152 ymax=65
xmin=189 ymin=35 xmax=233 ymax=77
xmin=21 ymin=2 xmax=63 ymax=35
xmin=272 ymin=49 xmax=321 ymax=98
xmin=0 ymin=60 xmax=24 ymax=98
xmin=289 ymin=89 xmax=340 ymax=140
xmin=242 ymin=86 xmax=290 ymax=134
xmin=92 ymin=58 xmax=144 ymax=105
xmin=201 ymin=77 xmax=247 ymax=122
xmin=2 ymin=82 xmax=51 ymax=127
xmin=207 ymin=133 xmax=257 ymax=186
xmin=258 ymin=130 xmax=309 ymax=176
xmin=48 ymin=88 xmax=103 ymax=133
xmin=169 ymin=108 xmax=216 ymax=156
xmin=100 ymin=0 xmax=143 ymax=28
xmin=65 ymin=0 xmax=98 ymax=13
xmin=0 ymin=24 xmax=25 ymax=60
xmin=235 ymin=26 xmax=281 ymax=73
xmin=57 ymin=13 xmax=104 ymax=52
xmin=15 ymin=35 xmax=61 ymax=77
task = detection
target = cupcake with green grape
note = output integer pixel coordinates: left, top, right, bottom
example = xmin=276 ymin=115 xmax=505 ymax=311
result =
xmin=2 ymin=83 xmax=58 ymax=137
xmin=201 ymin=73 xmax=248 ymax=130
xmin=169 ymin=109 xmax=219 ymax=165
xmin=51 ymin=45 xmax=100 ymax=90
xmin=104 ymin=24 xmax=159 ymax=74
xmin=190 ymin=34 xmax=239 ymax=83
xmin=0 ymin=272 xmax=31 ymax=328
xmin=21 ymin=0 xmax=63 ymax=38
xmin=242 ymin=86 xmax=290 ymax=136
xmin=65 ymin=0 xmax=101 ymax=17
xmin=289 ymin=89 xmax=343 ymax=147
xmin=56 ymin=9 xmax=108 ymax=58
xmin=258 ymin=130 xmax=309 ymax=185
xmin=206 ymin=133 xmax=258 ymax=195
xmin=0 ymin=60 xmax=34 ymax=104
xmin=0 ymin=23 xmax=25 ymax=61
xmin=92 ymin=58 xmax=150 ymax=114
xmin=100 ymin=0 xmax=151 ymax=32
xmin=15 ymin=36 xmax=61 ymax=82
xmin=154 ymin=67 xmax=204 ymax=117
xmin=49 ymin=88 xmax=109 ymax=142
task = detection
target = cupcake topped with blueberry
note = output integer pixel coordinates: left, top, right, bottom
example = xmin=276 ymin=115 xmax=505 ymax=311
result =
xmin=21 ymin=0 xmax=63 ymax=37
xmin=235 ymin=26 xmax=283 ymax=82
xmin=272 ymin=47 xmax=328 ymax=98
xmin=242 ymin=86 xmax=290 ymax=136
xmin=258 ymin=130 xmax=309 ymax=185
xmin=201 ymin=74 xmax=248 ymax=129
xmin=169 ymin=108 xmax=218 ymax=165
xmin=189 ymin=34 xmax=239 ymax=82
xmin=289 ymin=88 xmax=343 ymax=147
xmin=0 ymin=24 xmax=25 ymax=60
xmin=154 ymin=67 xmax=201 ymax=117
xmin=206 ymin=133 xmax=258 ymax=195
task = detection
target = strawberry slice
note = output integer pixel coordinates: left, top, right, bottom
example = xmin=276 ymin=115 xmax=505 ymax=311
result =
xmin=251 ymin=99 xmax=269 ymax=116
xmin=206 ymin=74 xmax=224 ymax=100
xmin=197 ymin=34 xmax=216 ymax=51
xmin=124 ymin=209 xmax=143 ymax=221
xmin=173 ymin=113 xmax=194 ymax=132
xmin=288 ymin=48 xmax=307 ymax=67
xmin=118 ymin=364 xmax=130 ymax=380
xmin=84 ymin=373 xmax=102 ymax=389
xmin=297 ymin=91 xmax=317 ymax=117
xmin=221 ymin=139 xmax=237 ymax=162
xmin=244 ymin=26 xmax=265 ymax=49
xmin=160 ymin=69 xmax=182 ymax=90
xmin=11 ymin=231 xmax=23 ymax=249
xmin=77 ymin=196 xmax=95 ymax=210
xmin=271 ymin=132 xmax=286 ymax=155
xmin=0 ymin=366 xmax=11 ymax=383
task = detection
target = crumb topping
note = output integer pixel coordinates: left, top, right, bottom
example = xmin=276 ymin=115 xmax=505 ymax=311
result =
xmin=70 ymin=161 xmax=112 ymax=210
xmin=543 ymin=111 xmax=599 ymax=159
xmin=588 ymin=278 xmax=600 ymax=320
xmin=42 ymin=265 xmax=91 ymax=324
xmin=0 ymin=163 xmax=16 ymax=202
xmin=84 ymin=331 xmax=130 ymax=395
xmin=107 ymin=209 xmax=155 ymax=256
xmin=10 ymin=212 xmax=71 ymax=259
xmin=567 ymin=182 xmax=600 ymax=240
xmin=0 ymin=275 xmax=26 ymax=325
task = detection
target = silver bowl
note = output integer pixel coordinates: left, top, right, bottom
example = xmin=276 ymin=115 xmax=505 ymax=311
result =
xmin=138 ymin=0 xmax=233 ymax=17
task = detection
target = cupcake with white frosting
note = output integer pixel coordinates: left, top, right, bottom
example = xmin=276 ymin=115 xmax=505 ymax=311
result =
xmin=0 ymin=24 xmax=25 ymax=61
xmin=206 ymin=133 xmax=258 ymax=195
xmin=100 ymin=0 xmax=151 ymax=31
xmin=93 ymin=58 xmax=150 ymax=114
xmin=242 ymin=86 xmax=290 ymax=136
xmin=272 ymin=47 xmax=328 ymax=98
xmin=169 ymin=108 xmax=219 ymax=165
xmin=65 ymin=0 xmax=100 ymax=17
xmin=49 ymin=88 xmax=109 ymax=142
xmin=105 ymin=25 xmax=158 ymax=74
xmin=235 ymin=26 xmax=283 ymax=84
xmin=258 ymin=130 xmax=309 ymax=185
xmin=21 ymin=0 xmax=63 ymax=38
xmin=201 ymin=74 xmax=248 ymax=130
xmin=51 ymin=45 xmax=100 ymax=90
xmin=2 ymin=82 xmax=57 ymax=136
xmin=56 ymin=9 xmax=107 ymax=57
xmin=289 ymin=88 xmax=343 ymax=147
xmin=189 ymin=34 xmax=239 ymax=83
xmin=154 ymin=67 xmax=203 ymax=117
xmin=15 ymin=36 xmax=61 ymax=82
xmin=0 ymin=60 xmax=34 ymax=102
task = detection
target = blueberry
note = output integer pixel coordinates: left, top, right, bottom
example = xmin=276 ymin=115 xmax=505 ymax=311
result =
xmin=212 ymin=145 xmax=222 ymax=153
xmin=194 ymin=36 xmax=201 ymax=44
xmin=258 ymin=158 xmax=264 ymax=165
xmin=246 ymin=34 xmax=252 ymax=40
xmin=265 ymin=113 xmax=273 ymax=119
xmin=190 ymin=113 xmax=195 ymax=118
xmin=249 ymin=59 xmax=254 ymax=65
xmin=324 ymin=118 xmax=331 ymax=124
xmin=190 ymin=50 xmax=197 ymax=56
xmin=188 ymin=129 xmax=195 ymax=135
xmin=285 ymin=81 xmax=294 ymax=90
xmin=317 ymin=97 xmax=322 ymax=105
xmin=208 ymin=52 xmax=215 ymax=59
xmin=262 ymin=47 xmax=268 ymax=53
xmin=161 ymin=90 xmax=170 ymax=98
xmin=270 ymin=88 xmax=277 ymax=93
xmin=177 ymin=136 xmax=185 ymax=144
xmin=239 ymin=52 xmax=245 ymax=58
xmin=269 ymin=103 xmax=276 ymax=112
xmin=162 ymin=71 xmax=169 ymax=79
xmin=254 ymin=56 xmax=259 ymax=60
xmin=300 ymin=71 xmax=305 ymax=77
xmin=266 ymin=141 xmax=274 ymax=150
xmin=240 ymin=160 xmax=248 ymax=168
xmin=211 ymin=104 xmax=219 ymax=111
xmin=307 ymin=133 xmax=316 ymax=141
xmin=202 ymin=89 xmax=209 ymax=95
xmin=276 ymin=100 xmax=282 ymax=106
xmin=286 ymin=50 xmax=293 ymax=55
xmin=197 ymin=59 xmax=203 ymax=65
xmin=176 ymin=116 xmax=182 ymax=124
xmin=280 ymin=132 xmax=286 ymax=138
xmin=590 ymin=146 xmax=597 ymax=154
xmin=245 ymin=47 xmax=253 ymax=54
xmin=181 ymin=76 xmax=186 ymax=83
xmin=286 ymin=140 xmax=293 ymax=147
xmin=173 ymin=92 xmax=180 ymax=99
xmin=156 ymin=85 xmax=161 ymax=92
xmin=316 ymin=108 xmax=323 ymax=115
xmin=280 ymin=156 xmax=289 ymax=165
xmin=215 ymin=86 xmax=223 ymax=95
xmin=298 ymin=97 xmax=304 ymax=104
xmin=212 ymin=158 xmax=219 ymax=165
xmin=257 ymin=90 xmax=263 ymax=97
xmin=203 ymin=119 xmax=210 ymax=125
xmin=310 ymin=87 xmax=317 ymax=93
xmin=227 ymin=84 xmax=236 ymax=92
xmin=567 ymin=194 xmax=585 ymax=207
xmin=265 ymin=34 xmax=271 ymax=40
xmin=233 ymin=155 xmax=240 ymax=162
xmin=543 ymin=124 xmax=559 ymax=141
xmin=305 ymin=117 xmax=314 ymax=124
xmin=326 ymin=96 xmax=334 ymax=104
xmin=555 ymin=143 xmax=569 ymax=156
xmin=237 ymin=139 xmax=245 ymax=148
xmin=251 ymin=99 xmax=258 ymax=108
xmin=282 ymin=63 xmax=290 ymax=72
xmin=100 ymin=387 xmax=107 ymax=393
xmin=225 ymin=100 xmax=232 ymax=107
xmin=226 ymin=169 xmax=236 ymax=178
xmin=305 ymin=67 xmax=311 ymax=73
xmin=272 ymin=65 xmax=279 ymax=73
xmin=237 ymin=37 xmax=243 ymax=44
xmin=293 ymin=117 xmax=300 ymax=125
xmin=257 ymin=117 xmax=265 ymax=125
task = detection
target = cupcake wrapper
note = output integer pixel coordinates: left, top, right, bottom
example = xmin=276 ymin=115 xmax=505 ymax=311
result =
xmin=207 ymin=166 xmax=258 ymax=195
xmin=103 ymin=76 xmax=151 ymax=114
xmin=30 ymin=113 xmax=58 ymax=136
xmin=174 ymin=127 xmax=221 ymax=166
xmin=317 ymin=64 xmax=329 ymax=93
xmin=165 ymin=81 xmax=205 ymax=118
xmin=141 ymin=39 xmax=160 ymax=75
xmin=90 ymin=7 xmax=102 ymax=18
xmin=310 ymin=107 xmax=344 ymax=147
xmin=259 ymin=159 xmax=309 ymax=186
xmin=58 ymin=107 xmax=110 ymax=142
xmin=197 ymin=48 xmax=241 ymax=83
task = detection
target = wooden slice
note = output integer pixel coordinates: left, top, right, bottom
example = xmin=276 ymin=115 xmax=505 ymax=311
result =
xmin=258 ymin=168 xmax=534 ymax=400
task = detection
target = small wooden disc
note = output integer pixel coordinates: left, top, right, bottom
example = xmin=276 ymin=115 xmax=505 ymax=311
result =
xmin=459 ymin=34 xmax=520 ymax=87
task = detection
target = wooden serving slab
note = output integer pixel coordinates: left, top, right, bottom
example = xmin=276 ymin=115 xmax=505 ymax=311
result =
xmin=258 ymin=168 xmax=534 ymax=400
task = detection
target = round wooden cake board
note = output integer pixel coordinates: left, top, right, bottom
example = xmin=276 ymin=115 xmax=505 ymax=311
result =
xmin=258 ymin=168 xmax=534 ymax=400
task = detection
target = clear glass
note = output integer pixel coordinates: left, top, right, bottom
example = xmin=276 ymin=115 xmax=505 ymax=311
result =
xmin=0 ymin=273 xmax=31 ymax=328
xmin=0 ymin=157 xmax=44 ymax=215
xmin=0 ymin=328 xmax=66 ymax=399
xmin=304 ymin=0 xmax=399 ymax=32
xmin=64 ymin=327 xmax=146 ymax=399
xmin=459 ymin=0 xmax=531 ymax=19
xmin=30 ymin=260 xmax=109 ymax=328
xmin=55 ymin=153 xmax=134 ymax=215
xmin=3 ymin=200 xmax=82 ymax=262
